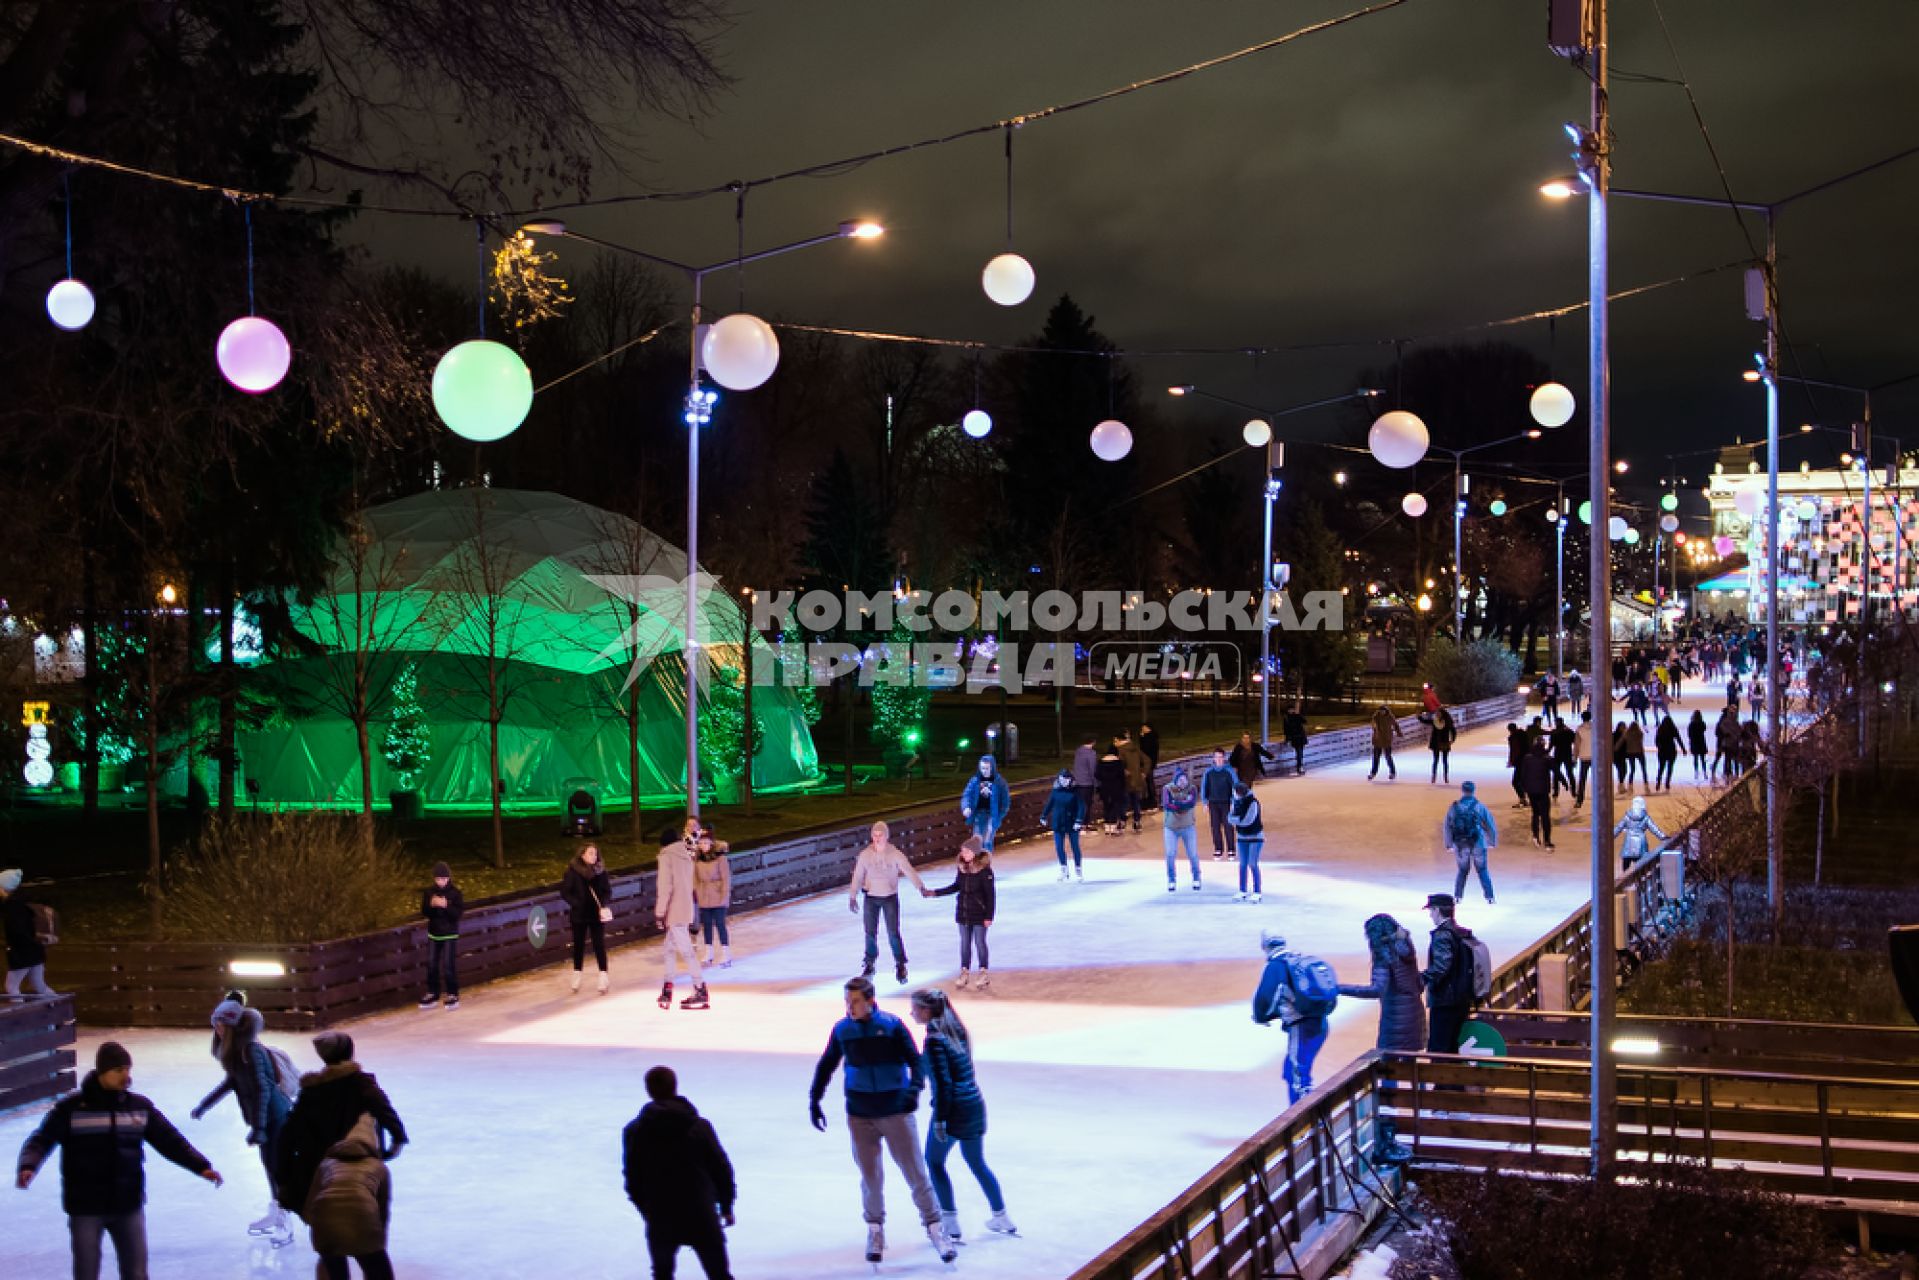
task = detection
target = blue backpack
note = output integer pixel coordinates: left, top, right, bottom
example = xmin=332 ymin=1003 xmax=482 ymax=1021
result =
xmin=1287 ymin=955 xmax=1340 ymax=1019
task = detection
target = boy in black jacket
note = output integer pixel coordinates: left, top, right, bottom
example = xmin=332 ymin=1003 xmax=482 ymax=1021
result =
xmin=17 ymin=1042 xmax=224 ymax=1280
xmin=420 ymin=861 xmax=465 ymax=1009
xmin=624 ymin=1065 xmax=736 ymax=1280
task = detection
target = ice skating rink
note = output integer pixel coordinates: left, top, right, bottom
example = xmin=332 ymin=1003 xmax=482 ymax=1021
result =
xmin=3 ymin=718 xmax=1718 ymax=1278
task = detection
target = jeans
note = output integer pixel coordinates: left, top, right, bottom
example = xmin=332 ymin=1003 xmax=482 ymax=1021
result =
xmin=969 ymin=816 xmax=1000 ymax=852
xmin=1052 ymin=827 xmax=1082 ymax=868
xmin=1527 ymin=792 xmax=1552 ymax=846
xmin=1430 ymin=748 xmax=1449 ymax=783
xmin=1428 ymin=1004 xmax=1469 ymax=1054
xmin=321 ymin=1255 xmax=397 ymax=1280
xmin=849 ymin=1113 xmax=941 ymax=1226
xmin=1290 ymin=742 xmax=1306 ymax=774
xmin=926 ymin=1128 xmax=1005 ymax=1214
xmin=862 ymin=893 xmax=906 ymax=964
xmin=1369 ymin=744 xmax=1396 ymax=778
xmin=1551 ymin=757 xmax=1573 ymax=797
xmin=1206 ymin=804 xmax=1232 ymax=856
xmin=426 ymin=937 xmax=458 ymax=998
xmin=699 ymin=906 xmax=731 ymax=946
xmin=1452 ymin=842 xmax=1494 ymax=901
xmin=5 ymin=964 xmax=55 ymax=997
xmin=1657 ymin=754 xmax=1676 ymax=789
xmin=1237 ymin=837 xmax=1264 ymax=894
xmin=959 ymin=923 xmax=989 ymax=971
xmin=1574 ymin=760 xmax=1591 ymax=805
xmin=1163 ymin=825 xmax=1199 ymax=883
xmin=1284 ymin=1018 xmax=1328 ymax=1104
xmin=69 ymin=1210 xmax=147 ymax=1280
xmin=644 ymin=1220 xmax=732 ymax=1280
xmin=1124 ymin=790 xmax=1144 ymax=826
xmin=1692 ymin=749 xmax=1709 ymax=778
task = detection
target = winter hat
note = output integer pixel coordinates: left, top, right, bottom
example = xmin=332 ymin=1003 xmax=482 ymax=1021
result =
xmin=431 ymin=861 xmax=452 ymax=879
xmin=211 ymin=999 xmax=248 ymax=1029
xmin=1460 ymin=780 xmax=1475 ymax=794
xmin=313 ymin=1030 xmax=354 ymax=1065
xmin=0 ymin=868 xmax=21 ymax=893
xmin=95 ymin=1041 xmax=133 ymax=1073
xmin=1260 ymin=931 xmax=1287 ymax=955
xmin=959 ymin=835 xmax=985 ymax=857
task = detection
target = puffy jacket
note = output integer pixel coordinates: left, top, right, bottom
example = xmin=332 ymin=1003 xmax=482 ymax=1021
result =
xmin=421 ymin=883 xmax=464 ymax=939
xmin=923 ymin=1030 xmax=987 ymax=1139
xmin=1201 ymin=764 xmax=1237 ymax=807
xmin=304 ymin=1115 xmax=389 ymax=1259
xmin=275 ymin=1062 xmax=407 ymax=1218
xmin=560 ymin=855 xmax=613 ymax=920
xmin=810 ymin=1010 xmax=924 ymax=1119
xmin=1040 ymin=783 xmax=1079 ymax=833
xmin=932 ymin=867 xmax=996 ymax=926
xmin=1229 ymin=791 xmax=1263 ymax=838
xmin=623 ymin=1095 xmax=736 ymax=1222
xmin=1422 ymin=921 xmax=1476 ymax=1009
xmin=1337 ymin=935 xmax=1428 ymax=1051
xmin=654 ymin=841 xmax=698 ymax=927
xmin=693 ymin=851 xmax=733 ymax=909
xmin=1428 ymin=717 xmax=1456 ymax=752
xmin=194 ymin=1015 xmax=291 ymax=1143
xmin=17 ymin=1072 xmax=212 ymax=1216
xmin=960 ymin=760 xmax=1010 ymax=828
xmin=1160 ymin=775 xmax=1198 ymax=830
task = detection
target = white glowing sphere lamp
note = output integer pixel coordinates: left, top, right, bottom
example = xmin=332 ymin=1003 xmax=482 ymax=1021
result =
xmin=962 ymin=409 xmax=993 ymax=439
xmin=432 ymin=339 xmax=533 ymax=442
xmin=981 ymin=252 xmax=1036 ymax=307
xmin=1402 ymin=492 xmax=1428 ymax=518
xmin=46 ymin=279 xmax=96 ymax=331
xmin=1659 ymin=514 xmax=1680 ymax=534
xmin=1368 ymin=410 xmax=1429 ymax=469
xmin=1242 ymin=419 xmax=1273 ymax=447
xmin=1609 ymin=515 xmax=1628 ymax=541
xmin=216 ymin=316 xmax=291 ymax=393
xmin=1733 ymin=489 xmax=1762 ymax=518
xmin=1529 ymin=381 xmax=1576 ymax=428
xmin=1090 ymin=419 xmax=1133 ymax=462
xmin=702 ymin=313 xmax=781 ymax=390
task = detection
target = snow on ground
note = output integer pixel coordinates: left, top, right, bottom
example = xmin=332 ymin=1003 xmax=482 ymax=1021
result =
xmin=3 ymin=715 xmax=1716 ymax=1279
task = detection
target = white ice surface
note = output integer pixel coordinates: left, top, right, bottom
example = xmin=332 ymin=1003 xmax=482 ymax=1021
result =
xmin=2 ymin=719 xmax=1716 ymax=1278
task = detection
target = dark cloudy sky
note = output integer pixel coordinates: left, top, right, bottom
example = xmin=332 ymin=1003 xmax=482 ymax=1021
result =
xmin=355 ymin=0 xmax=1919 ymax=476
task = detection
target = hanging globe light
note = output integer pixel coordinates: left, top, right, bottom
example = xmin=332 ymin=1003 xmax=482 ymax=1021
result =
xmin=1795 ymin=500 xmax=1817 ymax=520
xmin=1713 ymin=534 xmax=1736 ymax=556
xmin=1529 ymin=381 xmax=1576 ymax=428
xmin=45 ymin=279 xmax=95 ymax=331
xmin=981 ymin=252 xmax=1036 ymax=307
xmin=1368 ymin=410 xmax=1429 ymax=468
xmin=1545 ymin=507 xmax=1561 ymax=523
xmin=1489 ymin=499 xmax=1508 ymax=516
xmin=702 ymin=314 xmax=781 ymax=390
xmin=962 ymin=409 xmax=993 ymax=439
xmin=1623 ymin=528 xmax=1641 ymax=545
xmin=216 ymin=316 xmax=291 ymax=393
xmin=1659 ymin=493 xmax=1679 ymax=512
xmin=1578 ymin=500 xmax=1593 ymax=525
xmin=1732 ymin=489 xmax=1762 ymax=518
xmin=1401 ymin=492 xmax=1428 ymax=518
xmin=1608 ymin=515 xmax=1628 ymax=541
xmin=1242 ymin=418 xmax=1273 ymax=448
xmin=1089 ymin=419 xmax=1133 ymax=462
xmin=432 ymin=339 xmax=533 ymax=442
xmin=1659 ymin=514 xmax=1680 ymax=533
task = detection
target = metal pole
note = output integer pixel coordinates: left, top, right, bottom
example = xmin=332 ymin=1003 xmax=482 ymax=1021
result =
xmin=1556 ymin=484 xmax=1566 ymax=681
xmin=1653 ymin=528 xmax=1663 ymax=641
xmin=1583 ymin=0 xmax=1618 ymax=1179
xmin=1862 ymin=397 xmax=1875 ymax=627
xmin=1455 ymin=458 xmax=1466 ymax=642
xmin=685 ymin=278 xmax=704 ymax=817
xmin=1259 ymin=440 xmax=1276 ymax=746
xmin=1763 ymin=215 xmax=1783 ymax=922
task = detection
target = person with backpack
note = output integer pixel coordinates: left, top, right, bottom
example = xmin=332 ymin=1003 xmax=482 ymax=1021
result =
xmin=1419 ymin=894 xmax=1484 ymax=1055
xmin=1251 ymin=933 xmax=1337 ymax=1104
xmin=1160 ymin=765 xmax=1201 ymax=893
xmin=275 ymin=1030 xmax=407 ymax=1255
xmin=1229 ymin=781 xmax=1265 ymax=904
xmin=1041 ymin=770 xmax=1085 ymax=882
xmin=930 ymin=837 xmax=996 ymax=989
xmin=561 ymin=843 xmax=614 ymax=995
xmin=192 ymin=997 xmax=297 ymax=1243
xmin=1335 ymin=914 xmax=1426 ymax=1052
xmin=1367 ymin=704 xmax=1400 ymax=781
xmin=1 ymin=868 xmax=58 ymax=999
xmin=959 ymin=754 xmax=1011 ymax=851
xmin=1427 ymin=708 xmax=1457 ymax=784
xmin=623 ymin=1065 xmax=737 ymax=1280
xmin=17 ymin=1041 xmax=225 ymax=1280
xmin=418 ymin=861 xmax=464 ymax=1010
xmin=1441 ymin=780 xmax=1498 ymax=905
xmin=1201 ymin=749 xmax=1238 ymax=860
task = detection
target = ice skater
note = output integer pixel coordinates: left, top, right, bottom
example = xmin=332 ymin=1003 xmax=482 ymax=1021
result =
xmin=17 ymin=1042 xmax=224 ymax=1280
xmin=275 ymin=1031 xmax=408 ymax=1253
xmin=1095 ymin=743 xmax=1128 ymax=834
xmin=1070 ymin=733 xmax=1098 ymax=828
xmin=302 ymin=1111 xmax=394 ymax=1280
xmin=1041 ymin=770 xmax=1084 ymax=881
xmin=1229 ymin=731 xmax=1272 ymax=784
xmin=1283 ymin=703 xmax=1309 ymax=775
xmin=2 ymin=867 xmax=58 ymax=999
xmin=1367 ymin=704 xmax=1400 ymax=780
xmin=959 ymin=754 xmax=1010 ymax=851
xmin=850 ymin=821 xmax=929 ymax=984
xmin=694 ymin=826 xmax=735 ymax=967
xmin=1229 ymin=781 xmax=1264 ymax=903
xmin=656 ymin=820 xmax=709 ymax=1010
xmin=1202 ymin=748 xmax=1237 ymax=859
xmin=808 ymin=976 xmax=958 ymax=1268
xmin=1614 ymin=795 xmax=1671 ymax=870
xmin=561 ymin=843 xmax=614 ymax=994
xmin=624 ymin=1065 xmax=737 ymax=1280
xmin=418 ymin=861 xmax=464 ymax=1009
xmin=192 ymin=996 xmax=295 ymax=1243
xmin=930 ymin=836 xmax=996 ymax=989
xmin=1428 ymin=708 xmax=1456 ymax=784
xmin=1160 ymin=765 xmax=1201 ymax=892
xmin=1441 ymin=780 xmax=1498 ymax=905
xmin=909 ymin=989 xmax=1016 ymax=1246
xmin=1252 ymin=933 xmax=1338 ymax=1104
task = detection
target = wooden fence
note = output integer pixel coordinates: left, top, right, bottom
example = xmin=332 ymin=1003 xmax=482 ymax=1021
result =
xmin=1480 ymin=1010 xmax=1919 ymax=1082
xmin=51 ymin=692 xmax=1523 ymax=1030
xmin=0 ymin=996 xmax=76 ymax=1111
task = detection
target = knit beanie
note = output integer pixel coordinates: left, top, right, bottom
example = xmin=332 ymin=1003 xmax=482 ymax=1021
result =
xmin=312 ymin=1030 xmax=354 ymax=1065
xmin=211 ymin=998 xmax=248 ymax=1029
xmin=95 ymin=1041 xmax=133 ymax=1073
xmin=0 ymin=868 xmax=21 ymax=893
xmin=431 ymin=861 xmax=452 ymax=879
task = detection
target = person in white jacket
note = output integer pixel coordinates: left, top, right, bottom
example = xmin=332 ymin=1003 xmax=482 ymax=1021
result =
xmin=654 ymin=819 xmax=708 ymax=1010
xmin=850 ymin=821 xmax=929 ymax=984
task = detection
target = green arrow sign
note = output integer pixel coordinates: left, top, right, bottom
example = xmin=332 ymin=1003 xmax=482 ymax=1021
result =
xmin=1457 ymin=1020 xmax=1507 ymax=1058
xmin=527 ymin=905 xmax=549 ymax=950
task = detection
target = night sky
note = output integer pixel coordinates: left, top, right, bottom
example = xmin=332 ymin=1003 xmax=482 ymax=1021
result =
xmin=351 ymin=0 xmax=1919 ymax=482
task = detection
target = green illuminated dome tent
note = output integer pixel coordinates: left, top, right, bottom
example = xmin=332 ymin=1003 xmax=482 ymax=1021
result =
xmin=238 ymin=488 xmax=819 ymax=807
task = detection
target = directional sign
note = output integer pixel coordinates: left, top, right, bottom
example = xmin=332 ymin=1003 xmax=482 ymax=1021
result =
xmin=1457 ymin=1020 xmax=1508 ymax=1058
xmin=527 ymin=905 xmax=549 ymax=950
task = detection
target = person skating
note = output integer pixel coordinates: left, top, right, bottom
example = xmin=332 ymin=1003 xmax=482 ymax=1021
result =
xmin=1116 ymin=730 xmax=1148 ymax=832
xmin=1367 ymin=704 xmax=1400 ymax=780
xmin=275 ymin=1031 xmax=407 ymax=1259
xmin=418 ymin=861 xmax=464 ymax=1009
xmin=808 ymin=976 xmax=957 ymax=1266
xmin=192 ymin=997 xmax=295 ymax=1242
xmin=1228 ymin=732 xmax=1272 ymax=785
xmin=1614 ymin=795 xmax=1671 ymax=870
xmin=1069 ymin=734 xmax=1098 ymax=829
xmin=561 ymin=843 xmax=615 ymax=994
xmin=1282 ymin=704 xmax=1309 ymax=775
xmin=1567 ymin=667 xmax=1585 ymax=717
xmin=959 ymin=754 xmax=1010 ymax=851
xmin=1504 ymin=722 xmax=1528 ymax=808
xmin=1654 ymin=713 xmax=1682 ymax=791
xmin=1335 ymin=915 xmax=1427 ymax=1052
xmin=17 ymin=1042 xmax=224 ymax=1280
xmin=657 ymin=819 xmax=709 ymax=1010
xmin=1549 ymin=716 xmax=1575 ymax=799
xmin=303 ymin=1112 xmax=394 ymax=1280
xmin=1160 ymin=765 xmax=1201 ymax=892
xmin=1 ymin=867 xmax=57 ymax=998
xmin=931 ymin=837 xmax=996 ymax=989
xmin=1687 ymin=709 xmax=1710 ymax=780
xmin=1041 ymin=770 xmax=1084 ymax=881
xmin=694 ymin=827 xmax=735 ymax=967
xmin=1519 ymin=738 xmax=1555 ymax=851
xmin=1229 ymin=781 xmax=1265 ymax=903
xmin=624 ymin=1065 xmax=737 ymax=1280
xmin=1573 ymin=710 xmax=1594 ymax=809
xmin=1095 ymin=742 xmax=1128 ymax=835
xmin=1420 ymin=894 xmax=1477 ymax=1055
xmin=1441 ymin=781 xmax=1497 ymax=904
xmin=1428 ymin=708 xmax=1456 ymax=784
xmin=1251 ymin=933 xmax=1336 ymax=1104
xmin=909 ymin=989 xmax=1015 ymax=1245
xmin=850 ymin=821 xmax=929 ymax=984
xmin=1201 ymin=748 xmax=1237 ymax=860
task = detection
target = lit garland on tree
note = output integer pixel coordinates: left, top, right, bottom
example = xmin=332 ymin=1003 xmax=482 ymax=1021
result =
xmin=697 ymin=664 xmax=765 ymax=784
xmin=869 ymin=618 xmax=931 ymax=753
xmin=381 ymin=663 xmax=432 ymax=791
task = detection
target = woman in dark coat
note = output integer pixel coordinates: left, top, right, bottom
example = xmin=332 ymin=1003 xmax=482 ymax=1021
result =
xmin=1427 ymin=708 xmax=1457 ymax=785
xmin=1653 ymin=714 xmax=1682 ymax=791
xmin=1686 ymin=709 xmax=1710 ymax=780
xmin=560 ymin=843 xmax=614 ymax=994
xmin=1335 ymin=914 xmax=1427 ymax=1052
xmin=910 ymin=988 xmax=1014 ymax=1244
xmin=192 ymin=998 xmax=294 ymax=1238
xmin=931 ymin=837 xmax=997 ymax=989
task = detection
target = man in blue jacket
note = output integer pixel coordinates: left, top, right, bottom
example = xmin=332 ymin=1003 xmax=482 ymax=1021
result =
xmin=809 ymin=977 xmax=956 ymax=1267
xmin=959 ymin=754 xmax=1010 ymax=851
xmin=1201 ymin=748 xmax=1237 ymax=860
xmin=17 ymin=1041 xmax=224 ymax=1280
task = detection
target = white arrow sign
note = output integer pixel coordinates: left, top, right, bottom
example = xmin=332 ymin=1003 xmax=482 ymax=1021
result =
xmin=1459 ymin=1035 xmax=1496 ymax=1057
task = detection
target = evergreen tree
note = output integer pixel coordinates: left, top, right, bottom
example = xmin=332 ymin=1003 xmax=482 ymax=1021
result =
xmin=380 ymin=663 xmax=431 ymax=792
xmin=869 ymin=617 xmax=932 ymax=753
xmin=697 ymin=665 xmax=764 ymax=788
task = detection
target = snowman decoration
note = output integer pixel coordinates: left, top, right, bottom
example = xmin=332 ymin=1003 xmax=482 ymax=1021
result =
xmin=24 ymin=721 xmax=53 ymax=788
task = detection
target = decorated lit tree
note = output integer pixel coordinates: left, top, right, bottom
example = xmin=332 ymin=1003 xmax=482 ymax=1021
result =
xmin=870 ymin=618 xmax=932 ymax=764
xmin=381 ymin=663 xmax=431 ymax=793
xmin=697 ymin=665 xmax=765 ymax=799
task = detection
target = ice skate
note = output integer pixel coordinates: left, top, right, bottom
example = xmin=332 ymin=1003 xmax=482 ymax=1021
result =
xmin=927 ymin=1220 xmax=959 ymax=1264
xmin=247 ymin=1203 xmax=288 ymax=1237
xmin=1075 ymin=867 xmax=1084 ymax=882
xmin=941 ymin=1210 xmax=965 ymax=1244
xmin=1166 ymin=882 xmax=1176 ymax=893
xmin=1233 ymin=891 xmax=1247 ymax=902
xmin=719 ymin=946 xmax=732 ymax=968
xmin=955 ymin=970 xmax=970 ymax=989
xmin=418 ymin=994 xmax=438 ymax=1009
xmin=895 ymin=960 xmax=908 ymax=984
xmin=1249 ymin=893 xmax=1262 ymax=904
xmin=679 ymin=984 xmax=710 ymax=1010
xmin=568 ymin=970 xmax=582 ymax=994
xmin=704 ymin=945 xmax=716 ymax=964
xmin=975 ymin=971 xmax=989 ymax=989
xmin=985 ymin=1209 xmax=1018 ymax=1235
xmin=444 ymin=995 xmax=460 ymax=1010
xmin=860 ymin=957 xmax=877 ymax=978
xmin=865 ymin=1223 xmax=885 ymax=1265
xmin=596 ymin=970 xmax=610 ymax=995
xmin=1058 ymin=867 xmax=1070 ymax=882
xmin=1191 ymin=879 xmax=1201 ymax=891
xmin=658 ymin=981 xmax=674 ymax=1009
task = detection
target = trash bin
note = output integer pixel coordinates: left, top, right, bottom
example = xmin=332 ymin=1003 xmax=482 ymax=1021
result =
xmin=984 ymin=722 xmax=1019 ymax=764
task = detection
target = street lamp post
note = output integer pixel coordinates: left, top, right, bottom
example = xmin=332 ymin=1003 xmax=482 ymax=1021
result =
xmin=522 ymin=218 xmax=883 ymax=815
